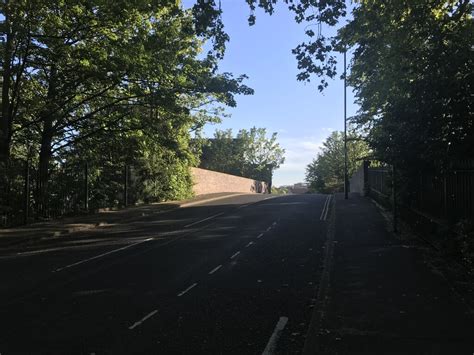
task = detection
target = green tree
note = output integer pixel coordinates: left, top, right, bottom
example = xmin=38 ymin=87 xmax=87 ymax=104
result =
xmin=237 ymin=127 xmax=285 ymax=189
xmin=1 ymin=1 xmax=254 ymax=218
xmin=305 ymin=131 xmax=370 ymax=193
xmin=191 ymin=1 xmax=473 ymax=171
xmin=341 ymin=1 xmax=474 ymax=173
xmin=200 ymin=127 xmax=285 ymax=190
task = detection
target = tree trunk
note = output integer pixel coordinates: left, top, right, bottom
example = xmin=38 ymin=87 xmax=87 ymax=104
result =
xmin=0 ymin=2 xmax=13 ymax=213
xmin=37 ymin=118 xmax=54 ymax=217
xmin=37 ymin=65 xmax=58 ymax=217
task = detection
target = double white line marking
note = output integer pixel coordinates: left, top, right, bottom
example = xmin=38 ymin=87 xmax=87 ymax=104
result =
xmin=320 ymin=195 xmax=332 ymax=221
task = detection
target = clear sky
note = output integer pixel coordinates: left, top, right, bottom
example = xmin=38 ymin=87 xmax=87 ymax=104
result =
xmin=186 ymin=1 xmax=358 ymax=186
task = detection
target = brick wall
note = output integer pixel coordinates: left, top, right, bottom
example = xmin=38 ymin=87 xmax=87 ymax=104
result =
xmin=191 ymin=167 xmax=268 ymax=195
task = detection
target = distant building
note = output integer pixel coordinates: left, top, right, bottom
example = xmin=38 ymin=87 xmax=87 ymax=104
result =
xmin=290 ymin=183 xmax=309 ymax=194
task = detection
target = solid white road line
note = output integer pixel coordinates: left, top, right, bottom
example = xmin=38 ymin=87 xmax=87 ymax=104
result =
xmin=262 ymin=316 xmax=289 ymax=355
xmin=245 ymin=241 xmax=254 ymax=248
xmin=208 ymin=265 xmax=222 ymax=275
xmin=323 ymin=195 xmax=332 ymax=221
xmin=177 ymin=283 xmax=198 ymax=297
xmin=230 ymin=251 xmax=241 ymax=259
xmin=128 ymin=309 xmax=158 ymax=330
xmin=53 ymin=238 xmax=153 ymax=272
xmin=184 ymin=212 xmax=224 ymax=228
xmin=257 ymin=233 xmax=264 ymax=239
xmin=320 ymin=195 xmax=330 ymax=221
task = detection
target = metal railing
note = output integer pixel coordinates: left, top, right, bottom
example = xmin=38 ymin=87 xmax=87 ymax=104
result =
xmin=2 ymin=160 xmax=138 ymax=227
xmin=368 ymin=160 xmax=474 ymax=223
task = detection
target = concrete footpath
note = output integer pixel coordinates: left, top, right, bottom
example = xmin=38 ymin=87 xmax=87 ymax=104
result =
xmin=0 ymin=192 xmax=243 ymax=250
xmin=305 ymin=193 xmax=474 ymax=354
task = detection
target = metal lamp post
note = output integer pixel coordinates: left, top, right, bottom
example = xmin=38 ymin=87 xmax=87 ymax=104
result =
xmin=344 ymin=49 xmax=348 ymax=200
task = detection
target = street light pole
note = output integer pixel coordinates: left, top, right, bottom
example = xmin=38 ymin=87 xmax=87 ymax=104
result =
xmin=344 ymin=49 xmax=348 ymax=200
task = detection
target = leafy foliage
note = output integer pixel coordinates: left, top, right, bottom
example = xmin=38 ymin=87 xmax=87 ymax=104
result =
xmin=200 ymin=127 xmax=285 ymax=186
xmin=0 ymin=1 xmax=253 ymax=218
xmin=305 ymin=131 xmax=370 ymax=193
xmin=341 ymin=1 xmax=474 ymax=174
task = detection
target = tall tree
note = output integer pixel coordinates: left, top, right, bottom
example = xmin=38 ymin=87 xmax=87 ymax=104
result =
xmin=1 ymin=1 xmax=252 ymax=214
xmin=341 ymin=0 xmax=474 ymax=173
xmin=306 ymin=131 xmax=370 ymax=193
xmin=200 ymin=127 xmax=285 ymax=189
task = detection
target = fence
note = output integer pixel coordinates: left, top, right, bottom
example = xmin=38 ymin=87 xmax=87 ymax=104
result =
xmin=368 ymin=167 xmax=392 ymax=199
xmin=367 ymin=160 xmax=474 ymax=223
xmin=1 ymin=161 xmax=270 ymax=228
xmin=2 ymin=160 xmax=138 ymax=227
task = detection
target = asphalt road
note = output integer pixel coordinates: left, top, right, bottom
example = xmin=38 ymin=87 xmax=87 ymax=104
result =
xmin=0 ymin=193 xmax=331 ymax=354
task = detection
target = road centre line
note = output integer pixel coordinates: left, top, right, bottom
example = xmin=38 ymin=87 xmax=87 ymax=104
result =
xmin=257 ymin=233 xmax=264 ymax=239
xmin=177 ymin=283 xmax=198 ymax=297
xmin=128 ymin=309 xmax=158 ymax=330
xmin=323 ymin=195 xmax=332 ymax=221
xmin=262 ymin=316 xmax=289 ymax=355
xmin=245 ymin=241 xmax=254 ymax=248
xmin=53 ymin=238 xmax=153 ymax=272
xmin=184 ymin=212 xmax=224 ymax=228
xmin=230 ymin=251 xmax=241 ymax=259
xmin=208 ymin=265 xmax=222 ymax=275
xmin=266 ymin=226 xmax=272 ymax=232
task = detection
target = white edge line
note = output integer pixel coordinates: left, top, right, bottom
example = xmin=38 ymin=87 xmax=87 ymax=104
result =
xmin=323 ymin=195 xmax=332 ymax=220
xmin=262 ymin=316 xmax=289 ymax=355
xmin=184 ymin=212 xmax=224 ymax=228
xmin=177 ymin=282 xmax=198 ymax=297
xmin=128 ymin=309 xmax=158 ymax=330
xmin=230 ymin=251 xmax=241 ymax=259
xmin=208 ymin=264 xmax=222 ymax=275
xmin=53 ymin=238 xmax=152 ymax=272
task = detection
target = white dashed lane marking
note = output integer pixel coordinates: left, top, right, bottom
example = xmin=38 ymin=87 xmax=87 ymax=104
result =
xmin=128 ymin=309 xmax=158 ymax=330
xmin=177 ymin=283 xmax=198 ymax=297
xmin=208 ymin=265 xmax=222 ymax=275
xmin=262 ymin=316 xmax=289 ymax=354
xmin=53 ymin=238 xmax=153 ymax=272
xmin=184 ymin=212 xmax=224 ymax=228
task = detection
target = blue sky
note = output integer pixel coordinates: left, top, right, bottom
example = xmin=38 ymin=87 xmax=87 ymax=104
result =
xmin=187 ymin=1 xmax=358 ymax=186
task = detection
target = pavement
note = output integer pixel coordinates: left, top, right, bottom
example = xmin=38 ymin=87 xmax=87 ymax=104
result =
xmin=0 ymin=192 xmax=245 ymax=250
xmin=304 ymin=193 xmax=474 ymax=354
xmin=0 ymin=192 xmax=472 ymax=354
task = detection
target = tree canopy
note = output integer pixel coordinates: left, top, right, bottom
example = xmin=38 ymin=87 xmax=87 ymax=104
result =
xmin=305 ymin=131 xmax=370 ymax=193
xmin=199 ymin=127 xmax=285 ymax=187
xmin=342 ymin=0 xmax=473 ymax=173
xmin=0 ymin=0 xmax=254 ymax=219
xmin=192 ymin=0 xmax=473 ymax=169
